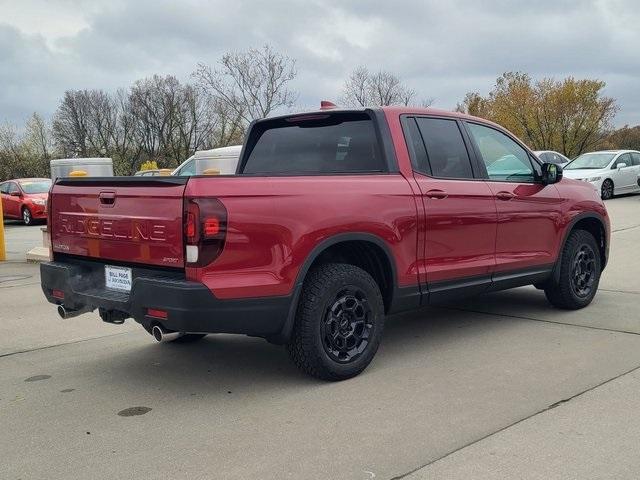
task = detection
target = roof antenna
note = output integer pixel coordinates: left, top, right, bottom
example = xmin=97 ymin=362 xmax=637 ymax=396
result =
xmin=320 ymin=100 xmax=337 ymax=110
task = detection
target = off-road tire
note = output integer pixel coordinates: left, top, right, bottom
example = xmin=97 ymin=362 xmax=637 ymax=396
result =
xmin=544 ymin=229 xmax=601 ymax=309
xmin=287 ymin=263 xmax=385 ymax=381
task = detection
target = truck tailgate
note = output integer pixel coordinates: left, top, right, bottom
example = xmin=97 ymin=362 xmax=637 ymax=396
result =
xmin=50 ymin=177 xmax=187 ymax=268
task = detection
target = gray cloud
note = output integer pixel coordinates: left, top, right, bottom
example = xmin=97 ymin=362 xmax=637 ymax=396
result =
xmin=1 ymin=0 xmax=638 ymax=126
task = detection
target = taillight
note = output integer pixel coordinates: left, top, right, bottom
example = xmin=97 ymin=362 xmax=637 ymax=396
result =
xmin=183 ymin=198 xmax=227 ymax=267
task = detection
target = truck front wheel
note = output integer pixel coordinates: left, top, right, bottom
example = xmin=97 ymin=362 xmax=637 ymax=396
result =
xmin=287 ymin=263 xmax=385 ymax=381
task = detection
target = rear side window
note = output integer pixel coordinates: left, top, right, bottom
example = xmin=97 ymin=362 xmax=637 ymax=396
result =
xmin=631 ymin=152 xmax=640 ymax=166
xmin=242 ymin=113 xmax=384 ymax=174
xmin=414 ymin=117 xmax=474 ymax=179
xmin=7 ymin=182 xmax=20 ymax=194
xmin=0 ymin=183 xmax=8 ymax=194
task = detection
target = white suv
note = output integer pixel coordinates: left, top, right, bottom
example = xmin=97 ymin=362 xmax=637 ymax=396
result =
xmin=563 ymin=150 xmax=640 ymax=200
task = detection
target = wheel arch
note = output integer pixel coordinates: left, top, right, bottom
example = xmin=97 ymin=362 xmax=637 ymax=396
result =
xmin=553 ymin=212 xmax=608 ymax=283
xmin=269 ymin=232 xmax=408 ymax=344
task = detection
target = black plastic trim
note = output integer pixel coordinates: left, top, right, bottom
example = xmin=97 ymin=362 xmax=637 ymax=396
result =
xmin=55 ymin=176 xmax=189 ymax=186
xmin=426 ymin=264 xmax=555 ymax=304
xmin=40 ymin=261 xmax=290 ymax=338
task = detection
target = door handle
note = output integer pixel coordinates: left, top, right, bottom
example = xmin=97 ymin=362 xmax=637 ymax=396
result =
xmin=425 ymin=189 xmax=448 ymax=199
xmin=495 ymin=191 xmax=515 ymax=201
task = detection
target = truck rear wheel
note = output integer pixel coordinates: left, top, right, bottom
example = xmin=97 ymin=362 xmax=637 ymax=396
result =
xmin=544 ymin=229 xmax=601 ymax=309
xmin=286 ymin=263 xmax=385 ymax=381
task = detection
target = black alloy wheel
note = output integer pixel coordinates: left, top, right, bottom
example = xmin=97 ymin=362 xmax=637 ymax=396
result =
xmin=570 ymin=243 xmax=597 ymax=298
xmin=321 ymin=287 xmax=374 ymax=363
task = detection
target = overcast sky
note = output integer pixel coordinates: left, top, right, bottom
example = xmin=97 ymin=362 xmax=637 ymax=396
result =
xmin=1 ymin=0 xmax=639 ymax=127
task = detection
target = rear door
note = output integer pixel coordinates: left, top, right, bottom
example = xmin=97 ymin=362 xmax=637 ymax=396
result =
xmin=465 ymin=121 xmax=563 ymax=273
xmin=612 ymin=153 xmax=636 ymax=191
xmin=403 ymin=115 xmax=497 ymax=297
xmin=50 ymin=177 xmax=188 ymax=268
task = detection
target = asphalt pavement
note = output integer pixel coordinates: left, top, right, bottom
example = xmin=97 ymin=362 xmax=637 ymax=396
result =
xmin=1 ymin=195 xmax=640 ymax=480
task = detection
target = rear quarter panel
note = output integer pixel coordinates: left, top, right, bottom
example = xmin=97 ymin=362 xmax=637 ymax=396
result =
xmin=185 ymin=175 xmax=419 ymax=299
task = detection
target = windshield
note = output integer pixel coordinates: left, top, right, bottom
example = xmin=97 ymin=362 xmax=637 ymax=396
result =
xmin=565 ymin=153 xmax=616 ymax=170
xmin=19 ymin=180 xmax=51 ymax=194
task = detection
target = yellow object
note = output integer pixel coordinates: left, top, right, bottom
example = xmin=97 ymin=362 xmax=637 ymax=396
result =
xmin=159 ymin=169 xmax=173 ymax=176
xmin=0 ymin=197 xmax=5 ymax=261
xmin=69 ymin=170 xmax=88 ymax=177
xmin=202 ymin=168 xmax=221 ymax=176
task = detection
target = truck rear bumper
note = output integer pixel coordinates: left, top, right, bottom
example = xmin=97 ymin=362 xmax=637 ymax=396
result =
xmin=40 ymin=260 xmax=291 ymax=339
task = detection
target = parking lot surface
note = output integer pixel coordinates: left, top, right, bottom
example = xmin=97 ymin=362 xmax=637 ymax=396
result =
xmin=2 ymin=195 xmax=640 ymax=479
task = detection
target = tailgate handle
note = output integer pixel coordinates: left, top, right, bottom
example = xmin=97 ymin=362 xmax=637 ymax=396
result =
xmin=99 ymin=191 xmax=116 ymax=206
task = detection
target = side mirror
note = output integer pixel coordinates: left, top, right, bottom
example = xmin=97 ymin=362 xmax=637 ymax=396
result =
xmin=541 ymin=162 xmax=562 ymax=185
xmin=616 ymin=163 xmax=627 ymax=170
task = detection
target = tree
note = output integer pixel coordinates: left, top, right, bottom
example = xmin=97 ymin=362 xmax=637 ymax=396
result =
xmin=194 ymin=44 xmax=298 ymax=124
xmin=0 ymin=115 xmax=52 ymax=181
xmin=457 ymin=72 xmax=618 ymax=158
xmin=599 ymin=125 xmax=640 ymax=151
xmin=341 ymin=66 xmax=421 ymax=107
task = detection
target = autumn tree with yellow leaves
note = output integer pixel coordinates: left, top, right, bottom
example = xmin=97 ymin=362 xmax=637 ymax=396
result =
xmin=457 ymin=72 xmax=618 ymax=158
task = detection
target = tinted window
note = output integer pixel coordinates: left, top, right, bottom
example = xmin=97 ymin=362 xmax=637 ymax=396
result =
xmin=414 ymin=117 xmax=473 ymax=179
xmin=243 ymin=113 xmax=384 ymax=174
xmin=538 ymin=152 xmax=551 ymax=162
xmin=631 ymin=152 xmax=640 ymax=166
xmin=7 ymin=182 xmax=20 ymax=194
xmin=0 ymin=183 xmax=8 ymax=194
xmin=404 ymin=118 xmax=430 ymax=174
xmin=467 ymin=123 xmax=535 ymax=182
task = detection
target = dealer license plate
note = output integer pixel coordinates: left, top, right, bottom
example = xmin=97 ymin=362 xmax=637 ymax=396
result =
xmin=105 ymin=265 xmax=132 ymax=292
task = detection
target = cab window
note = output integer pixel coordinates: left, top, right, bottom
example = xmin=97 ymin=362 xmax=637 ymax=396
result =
xmin=413 ymin=117 xmax=474 ymax=179
xmin=467 ymin=123 xmax=535 ymax=182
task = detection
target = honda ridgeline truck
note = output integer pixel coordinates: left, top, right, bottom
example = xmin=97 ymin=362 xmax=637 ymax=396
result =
xmin=41 ymin=105 xmax=610 ymax=380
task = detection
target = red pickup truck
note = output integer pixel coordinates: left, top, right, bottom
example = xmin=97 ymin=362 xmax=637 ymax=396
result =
xmin=41 ymin=106 xmax=610 ymax=380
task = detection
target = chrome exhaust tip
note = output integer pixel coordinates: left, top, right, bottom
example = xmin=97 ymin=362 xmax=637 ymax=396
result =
xmin=57 ymin=305 xmax=92 ymax=319
xmin=151 ymin=325 xmax=184 ymax=343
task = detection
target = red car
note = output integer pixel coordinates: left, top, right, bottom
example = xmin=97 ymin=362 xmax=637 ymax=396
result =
xmin=40 ymin=106 xmax=609 ymax=380
xmin=0 ymin=178 xmax=51 ymax=225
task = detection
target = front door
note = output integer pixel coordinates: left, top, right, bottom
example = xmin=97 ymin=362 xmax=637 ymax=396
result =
xmin=403 ymin=116 xmax=498 ymax=298
xmin=4 ymin=182 xmax=22 ymax=218
xmin=465 ymin=122 xmax=563 ymax=273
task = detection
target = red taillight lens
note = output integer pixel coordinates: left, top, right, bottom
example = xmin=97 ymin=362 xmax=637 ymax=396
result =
xmin=203 ymin=217 xmax=220 ymax=237
xmin=183 ymin=198 xmax=227 ymax=267
xmin=52 ymin=289 xmax=65 ymax=300
xmin=185 ymin=207 xmax=198 ymax=243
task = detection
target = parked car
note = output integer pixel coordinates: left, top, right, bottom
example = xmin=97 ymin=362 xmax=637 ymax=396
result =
xmin=0 ymin=178 xmax=52 ymax=225
xmin=173 ymin=145 xmax=242 ymax=176
xmin=534 ymin=150 xmax=571 ymax=165
xmin=563 ymin=150 xmax=640 ymax=199
xmin=134 ymin=169 xmax=173 ymax=176
xmin=40 ymin=106 xmax=609 ymax=380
